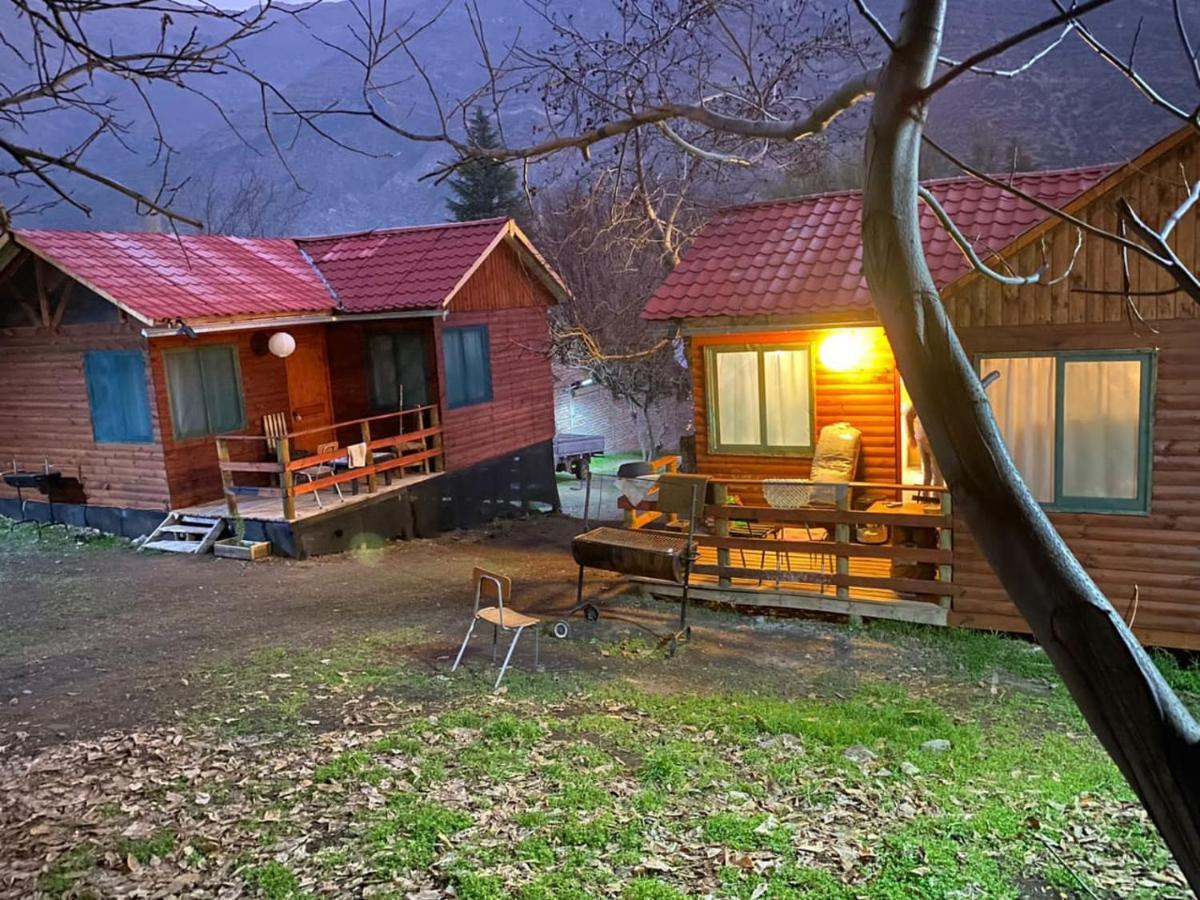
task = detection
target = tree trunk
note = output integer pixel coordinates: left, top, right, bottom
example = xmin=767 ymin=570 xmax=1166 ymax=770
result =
xmin=860 ymin=0 xmax=1200 ymax=889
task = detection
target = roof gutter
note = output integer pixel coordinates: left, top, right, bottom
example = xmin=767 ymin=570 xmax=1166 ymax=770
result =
xmin=139 ymin=307 xmax=447 ymax=338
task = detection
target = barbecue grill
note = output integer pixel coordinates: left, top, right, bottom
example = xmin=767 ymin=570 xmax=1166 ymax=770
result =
xmin=3 ymin=462 xmax=62 ymax=535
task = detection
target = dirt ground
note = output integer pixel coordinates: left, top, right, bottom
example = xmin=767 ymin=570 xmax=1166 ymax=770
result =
xmin=0 ymin=514 xmax=910 ymax=749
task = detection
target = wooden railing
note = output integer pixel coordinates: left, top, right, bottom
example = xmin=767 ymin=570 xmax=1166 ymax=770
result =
xmin=213 ymin=404 xmax=444 ymax=521
xmin=618 ymin=475 xmax=955 ymax=612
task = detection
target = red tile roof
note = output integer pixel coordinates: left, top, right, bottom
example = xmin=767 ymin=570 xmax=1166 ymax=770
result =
xmin=297 ymin=218 xmax=513 ymax=313
xmin=8 ymin=218 xmax=565 ymax=326
xmin=14 ymin=230 xmax=332 ymax=324
xmin=642 ymin=166 xmax=1114 ymax=321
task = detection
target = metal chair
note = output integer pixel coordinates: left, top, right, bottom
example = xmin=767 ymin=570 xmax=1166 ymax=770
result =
xmin=452 ymin=567 xmax=541 ymax=690
xmin=296 ymin=441 xmax=344 ymax=508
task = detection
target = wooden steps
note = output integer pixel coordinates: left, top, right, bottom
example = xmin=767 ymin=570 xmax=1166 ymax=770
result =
xmin=140 ymin=512 xmax=225 ymax=555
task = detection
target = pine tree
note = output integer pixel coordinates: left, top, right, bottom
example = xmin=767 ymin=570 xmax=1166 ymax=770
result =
xmin=446 ymin=108 xmax=522 ymax=222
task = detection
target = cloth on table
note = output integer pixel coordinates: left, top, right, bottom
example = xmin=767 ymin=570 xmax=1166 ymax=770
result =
xmin=615 ymin=475 xmax=659 ymax=507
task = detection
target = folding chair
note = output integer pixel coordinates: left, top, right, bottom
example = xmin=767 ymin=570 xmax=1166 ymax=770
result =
xmin=296 ymin=441 xmax=345 ymax=508
xmin=452 ymin=567 xmax=541 ymax=690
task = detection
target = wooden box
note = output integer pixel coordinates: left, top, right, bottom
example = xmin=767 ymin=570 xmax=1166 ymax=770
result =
xmin=213 ymin=538 xmax=271 ymax=561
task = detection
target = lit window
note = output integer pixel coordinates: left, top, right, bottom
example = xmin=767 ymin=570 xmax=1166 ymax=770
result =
xmin=706 ymin=345 xmax=813 ymax=454
xmin=982 ymin=351 xmax=1153 ymax=512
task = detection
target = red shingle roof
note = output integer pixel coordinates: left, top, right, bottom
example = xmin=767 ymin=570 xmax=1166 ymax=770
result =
xmin=8 ymin=218 xmax=565 ymax=326
xmin=14 ymin=230 xmax=332 ymax=324
xmin=297 ymin=218 xmax=512 ymax=313
xmin=642 ymin=166 xmax=1113 ymax=321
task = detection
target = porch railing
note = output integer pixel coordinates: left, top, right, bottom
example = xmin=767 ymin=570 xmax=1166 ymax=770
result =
xmin=213 ymin=404 xmax=444 ymax=521
xmin=618 ymin=474 xmax=955 ymax=613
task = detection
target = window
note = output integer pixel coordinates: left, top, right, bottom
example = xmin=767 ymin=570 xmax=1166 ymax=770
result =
xmin=705 ymin=344 xmax=813 ymax=454
xmin=443 ymin=325 xmax=492 ymax=408
xmin=84 ymin=350 xmax=153 ymax=443
xmin=982 ymin=350 xmax=1154 ymax=512
xmin=367 ymin=331 xmax=428 ymax=410
xmin=162 ymin=345 xmax=246 ymax=439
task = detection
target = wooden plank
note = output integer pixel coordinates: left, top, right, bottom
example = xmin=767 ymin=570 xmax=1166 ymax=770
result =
xmin=362 ymin=419 xmax=378 ymax=494
xmin=219 ymin=460 xmax=284 ymax=474
xmin=692 ymin=564 xmax=958 ymax=597
xmin=687 ymin=533 xmax=953 ymax=564
xmin=215 ymin=439 xmax=238 ymax=519
xmin=834 ymin=483 xmax=852 ymax=610
xmin=277 ymin=437 xmax=295 ymax=520
xmin=636 ymin=580 xmax=949 ymax=627
xmin=707 ymin=504 xmax=949 ymax=529
xmin=34 ymin=258 xmax=50 ymax=327
xmin=50 ymin=280 xmax=74 ymax=330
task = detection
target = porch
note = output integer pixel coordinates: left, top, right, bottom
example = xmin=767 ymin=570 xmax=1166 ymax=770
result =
xmin=618 ymin=468 xmax=955 ymax=626
xmin=200 ymin=404 xmax=445 ymax=526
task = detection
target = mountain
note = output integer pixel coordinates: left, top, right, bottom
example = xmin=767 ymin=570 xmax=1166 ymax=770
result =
xmin=1 ymin=0 xmax=1195 ymax=233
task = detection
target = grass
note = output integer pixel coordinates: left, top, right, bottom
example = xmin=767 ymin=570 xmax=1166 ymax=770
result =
xmin=39 ymin=844 xmax=98 ymax=898
xmin=26 ymin=623 xmax=1187 ymax=898
xmin=241 ymin=861 xmax=308 ymax=899
xmin=0 ymin=517 xmax=127 ymax=555
xmin=120 ymin=828 xmax=177 ymax=863
xmin=588 ymin=452 xmax=649 ymax=476
xmin=194 ymin=626 xmax=440 ymax=736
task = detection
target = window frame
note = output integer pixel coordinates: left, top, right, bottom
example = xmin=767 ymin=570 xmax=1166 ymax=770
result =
xmin=443 ymin=324 xmax=493 ymax=409
xmin=83 ymin=350 xmax=155 ymax=444
xmin=366 ymin=330 xmax=429 ymax=412
xmin=978 ymin=348 xmax=1155 ymax=515
xmin=704 ymin=342 xmax=816 ymax=456
xmin=161 ymin=344 xmax=247 ymax=440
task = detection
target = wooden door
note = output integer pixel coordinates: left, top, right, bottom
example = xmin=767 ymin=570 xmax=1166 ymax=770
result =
xmin=285 ymin=330 xmax=335 ymax=452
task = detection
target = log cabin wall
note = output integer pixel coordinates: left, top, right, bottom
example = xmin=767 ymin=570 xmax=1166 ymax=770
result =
xmin=687 ymin=326 xmax=900 ymax=485
xmin=949 ymin=320 xmax=1200 ymax=649
xmin=149 ymin=327 xmax=298 ymax=509
xmin=943 ymin=128 xmax=1200 ymax=649
xmin=0 ymin=320 xmax=171 ymax=511
xmin=435 ymin=240 xmax=558 ymax=471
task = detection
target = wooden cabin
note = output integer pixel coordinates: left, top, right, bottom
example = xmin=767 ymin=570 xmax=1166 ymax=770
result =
xmin=0 ymin=218 xmax=565 ymax=557
xmin=638 ymin=125 xmax=1200 ymax=650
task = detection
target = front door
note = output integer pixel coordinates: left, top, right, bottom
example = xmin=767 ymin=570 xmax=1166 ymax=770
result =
xmin=285 ymin=329 xmax=335 ymax=452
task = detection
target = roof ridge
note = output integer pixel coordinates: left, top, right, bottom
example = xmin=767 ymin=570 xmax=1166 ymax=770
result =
xmin=294 ymin=217 xmax=510 ymax=242
xmin=12 ymin=228 xmax=294 ymax=244
xmin=714 ymin=162 xmax=1119 ymax=216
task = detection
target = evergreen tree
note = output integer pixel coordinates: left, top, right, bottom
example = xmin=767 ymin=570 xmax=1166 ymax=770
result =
xmin=446 ymin=108 xmax=522 ymax=221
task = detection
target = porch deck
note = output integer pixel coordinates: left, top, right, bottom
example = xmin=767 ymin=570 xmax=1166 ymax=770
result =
xmin=617 ymin=465 xmax=956 ymax=627
xmin=179 ymin=470 xmax=442 ymax=523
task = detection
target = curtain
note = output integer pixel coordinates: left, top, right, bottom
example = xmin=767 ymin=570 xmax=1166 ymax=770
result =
xmin=84 ymin=351 xmax=152 ymax=443
xmin=198 ymin=346 xmax=245 ymax=434
xmin=763 ymin=348 xmax=812 ymax=447
xmin=1062 ymin=359 xmax=1142 ymax=499
xmin=986 ymin=356 xmax=1056 ymax=502
xmin=164 ymin=350 xmax=209 ymax=438
xmin=714 ymin=350 xmax=760 ymax=446
xmin=444 ymin=326 xmax=492 ymax=408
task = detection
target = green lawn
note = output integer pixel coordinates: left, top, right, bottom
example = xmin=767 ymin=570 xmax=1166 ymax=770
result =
xmin=6 ymin=614 xmax=1193 ymax=898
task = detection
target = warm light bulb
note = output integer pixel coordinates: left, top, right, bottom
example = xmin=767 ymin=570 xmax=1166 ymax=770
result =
xmin=819 ymin=330 xmax=866 ymax=371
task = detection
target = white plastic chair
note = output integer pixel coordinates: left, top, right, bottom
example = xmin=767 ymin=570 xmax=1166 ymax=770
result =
xmin=452 ymin=568 xmax=541 ymax=690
